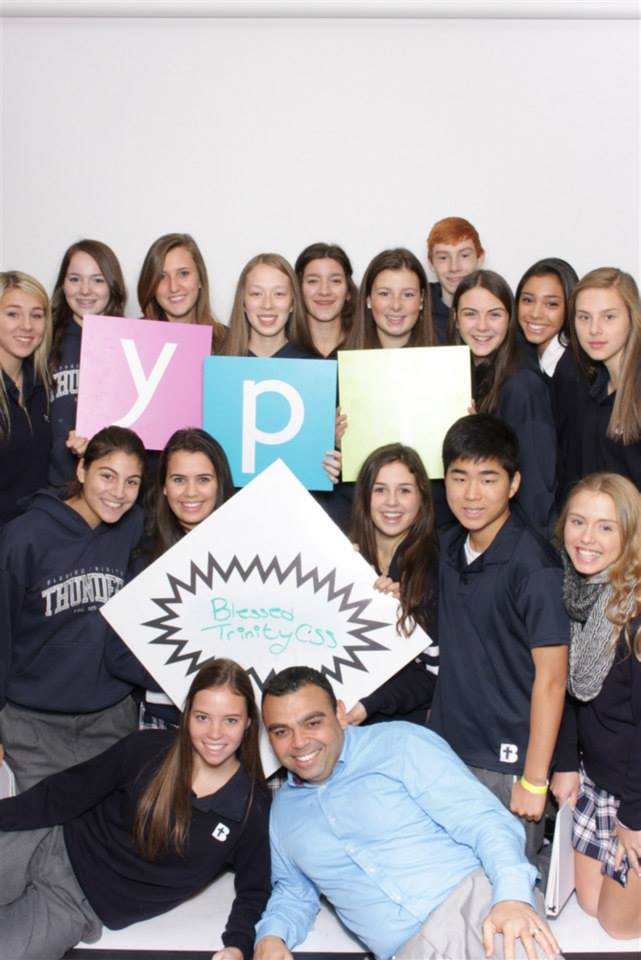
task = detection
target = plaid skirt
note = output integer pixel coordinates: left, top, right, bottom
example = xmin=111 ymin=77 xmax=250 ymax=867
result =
xmin=572 ymin=769 xmax=629 ymax=886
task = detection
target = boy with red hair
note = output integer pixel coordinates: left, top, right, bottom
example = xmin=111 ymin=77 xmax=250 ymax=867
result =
xmin=427 ymin=216 xmax=484 ymax=343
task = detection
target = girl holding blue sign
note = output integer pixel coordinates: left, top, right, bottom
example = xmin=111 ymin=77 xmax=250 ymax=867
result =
xmin=345 ymin=248 xmax=434 ymax=350
xmin=295 ymin=242 xmax=357 ymax=358
xmin=138 ymin=233 xmax=227 ymax=353
xmin=345 ymin=443 xmax=439 ymax=727
xmin=0 ymin=271 xmax=52 ymax=527
xmin=223 ymin=253 xmax=316 ymax=359
xmin=0 ymin=426 xmax=145 ymax=791
xmin=449 ymin=269 xmax=557 ymax=536
xmin=0 ymin=657 xmax=270 ymax=960
xmin=49 ymin=240 xmax=127 ymax=487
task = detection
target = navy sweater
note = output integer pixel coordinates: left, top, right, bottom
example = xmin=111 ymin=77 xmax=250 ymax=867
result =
xmin=360 ymin=553 xmax=439 ymax=725
xmin=0 ymin=489 xmax=143 ymax=712
xmin=553 ymin=363 xmax=641 ymax=503
xmin=554 ymin=620 xmax=641 ymax=829
xmin=0 ymin=364 xmax=50 ymax=526
xmin=429 ymin=282 xmax=450 ymax=346
xmin=48 ymin=321 xmax=82 ymax=488
xmin=0 ymin=730 xmax=270 ymax=958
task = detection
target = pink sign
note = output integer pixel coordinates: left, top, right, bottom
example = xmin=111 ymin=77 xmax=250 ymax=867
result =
xmin=76 ymin=315 xmax=212 ymax=450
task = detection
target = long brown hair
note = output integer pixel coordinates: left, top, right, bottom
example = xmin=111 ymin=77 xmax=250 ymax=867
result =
xmin=346 ymin=248 xmax=434 ymax=350
xmin=295 ymin=242 xmax=357 ymax=347
xmin=568 ymin=267 xmax=641 ymax=444
xmin=449 ymin=269 xmax=518 ymax=414
xmin=0 ymin=271 xmax=52 ymax=439
xmin=222 ymin=253 xmax=313 ymax=356
xmin=151 ymin=428 xmax=234 ymax=559
xmin=555 ymin=472 xmax=641 ymax=659
xmin=50 ymin=239 xmax=127 ymax=372
xmin=133 ymin=658 xmax=265 ymax=860
xmin=64 ymin=425 xmax=147 ymax=501
xmin=351 ymin=443 xmax=437 ymax=635
xmin=137 ymin=233 xmax=227 ymax=353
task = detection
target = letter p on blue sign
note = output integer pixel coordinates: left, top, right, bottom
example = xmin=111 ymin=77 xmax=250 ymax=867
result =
xmin=203 ymin=357 xmax=337 ymax=490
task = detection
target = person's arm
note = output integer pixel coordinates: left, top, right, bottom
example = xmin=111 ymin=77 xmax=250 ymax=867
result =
xmin=500 ymin=372 xmax=557 ymax=537
xmin=550 ymin=695 xmax=580 ymax=809
xmin=253 ymin=818 xmax=321 ymax=952
xmin=510 ymin=645 xmax=568 ymax=821
xmin=0 ymin=732 xmax=144 ymax=830
xmin=350 ymin=659 xmax=436 ymax=724
xmin=221 ymin=790 xmax=272 ymax=960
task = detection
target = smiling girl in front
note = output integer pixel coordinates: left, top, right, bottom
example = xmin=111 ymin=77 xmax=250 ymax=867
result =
xmin=557 ymin=268 xmax=641 ymax=501
xmin=449 ymin=269 xmax=557 ymax=535
xmin=551 ymin=473 xmax=641 ymax=939
xmin=0 ymin=426 xmax=145 ymax=791
xmin=0 ymin=658 xmax=270 ymax=960
xmin=345 ymin=444 xmax=439 ymax=726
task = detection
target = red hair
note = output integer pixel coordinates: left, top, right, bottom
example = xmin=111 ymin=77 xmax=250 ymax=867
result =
xmin=427 ymin=217 xmax=484 ymax=260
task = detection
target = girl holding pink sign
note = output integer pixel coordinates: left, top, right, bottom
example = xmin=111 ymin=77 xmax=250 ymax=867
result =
xmin=138 ymin=232 xmax=227 ymax=353
xmin=49 ymin=239 xmax=127 ymax=488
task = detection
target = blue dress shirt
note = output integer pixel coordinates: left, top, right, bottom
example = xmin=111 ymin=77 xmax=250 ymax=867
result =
xmin=255 ymin=722 xmax=536 ymax=958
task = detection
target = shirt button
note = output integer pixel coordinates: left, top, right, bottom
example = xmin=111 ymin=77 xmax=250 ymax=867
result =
xmin=367 ymin=866 xmax=376 ymax=875
xmin=346 ymin=846 xmax=355 ymax=855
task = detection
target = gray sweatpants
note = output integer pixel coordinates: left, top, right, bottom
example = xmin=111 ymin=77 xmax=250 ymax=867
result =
xmin=395 ymin=869 xmax=553 ymax=960
xmin=0 ymin=696 xmax=137 ymax=792
xmin=0 ymin=825 xmax=102 ymax=960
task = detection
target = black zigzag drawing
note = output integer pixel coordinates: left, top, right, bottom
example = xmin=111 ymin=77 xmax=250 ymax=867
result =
xmin=142 ymin=552 xmax=391 ymax=687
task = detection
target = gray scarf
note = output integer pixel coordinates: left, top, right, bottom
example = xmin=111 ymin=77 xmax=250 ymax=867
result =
xmin=561 ymin=550 xmax=616 ymax=701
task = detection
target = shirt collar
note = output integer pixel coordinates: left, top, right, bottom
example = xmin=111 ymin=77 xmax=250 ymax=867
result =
xmin=446 ymin=509 xmax=526 ymax=570
xmin=191 ymin=764 xmax=252 ymax=820
xmin=539 ymin=336 xmax=565 ymax=377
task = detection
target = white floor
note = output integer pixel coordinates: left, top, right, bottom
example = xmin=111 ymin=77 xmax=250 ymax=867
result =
xmin=79 ymin=874 xmax=641 ymax=955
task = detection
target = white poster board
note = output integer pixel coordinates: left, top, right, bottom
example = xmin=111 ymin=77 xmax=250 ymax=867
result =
xmin=102 ymin=460 xmax=432 ymax=774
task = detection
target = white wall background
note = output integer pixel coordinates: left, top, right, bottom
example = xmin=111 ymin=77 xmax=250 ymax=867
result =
xmin=1 ymin=10 xmax=639 ymax=320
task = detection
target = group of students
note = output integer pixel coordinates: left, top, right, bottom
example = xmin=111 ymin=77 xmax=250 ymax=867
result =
xmin=0 ymin=217 xmax=639 ymax=958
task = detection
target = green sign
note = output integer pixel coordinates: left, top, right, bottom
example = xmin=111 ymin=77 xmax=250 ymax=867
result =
xmin=338 ymin=345 xmax=472 ymax=480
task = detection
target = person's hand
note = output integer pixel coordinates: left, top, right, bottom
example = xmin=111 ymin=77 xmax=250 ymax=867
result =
xmin=345 ymin=702 xmax=367 ymax=726
xmin=614 ymin=822 xmax=641 ymax=878
xmin=253 ymin=936 xmax=293 ymax=960
xmin=212 ymin=948 xmax=243 ymax=960
xmin=550 ymin=770 xmax=580 ymax=809
xmin=322 ymin=449 xmax=342 ymax=485
xmin=509 ymin=780 xmax=547 ymax=822
xmin=467 ymin=398 xmax=477 ymax=415
xmin=335 ymin=406 xmax=348 ymax=448
xmin=65 ymin=430 xmax=89 ymax=458
xmin=482 ymin=900 xmax=560 ymax=960
xmin=373 ymin=575 xmax=401 ymax=599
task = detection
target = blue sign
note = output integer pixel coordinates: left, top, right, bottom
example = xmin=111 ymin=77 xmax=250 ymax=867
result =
xmin=203 ymin=357 xmax=337 ymax=490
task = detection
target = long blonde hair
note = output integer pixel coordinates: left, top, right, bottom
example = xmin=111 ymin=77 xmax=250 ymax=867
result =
xmin=556 ymin=472 xmax=641 ymax=658
xmin=568 ymin=268 xmax=641 ymax=444
xmin=222 ymin=253 xmax=312 ymax=356
xmin=0 ymin=271 xmax=52 ymax=438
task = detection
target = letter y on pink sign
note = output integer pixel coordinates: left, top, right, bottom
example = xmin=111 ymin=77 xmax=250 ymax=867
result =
xmin=76 ymin=315 xmax=212 ymax=449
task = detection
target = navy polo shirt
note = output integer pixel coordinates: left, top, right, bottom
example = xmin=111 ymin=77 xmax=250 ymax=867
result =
xmin=430 ymin=509 xmax=570 ymax=775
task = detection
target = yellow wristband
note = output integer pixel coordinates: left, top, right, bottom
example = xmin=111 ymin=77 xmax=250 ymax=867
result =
xmin=519 ymin=776 xmax=549 ymax=795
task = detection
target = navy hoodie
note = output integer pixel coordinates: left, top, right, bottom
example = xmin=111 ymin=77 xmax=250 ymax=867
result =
xmin=0 ymin=364 xmax=50 ymax=526
xmin=0 ymin=489 xmax=144 ymax=712
xmin=49 ymin=321 xmax=82 ymax=488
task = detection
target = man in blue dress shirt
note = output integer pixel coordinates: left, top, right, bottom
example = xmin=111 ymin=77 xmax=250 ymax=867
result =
xmin=253 ymin=667 xmax=560 ymax=960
